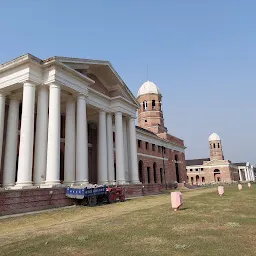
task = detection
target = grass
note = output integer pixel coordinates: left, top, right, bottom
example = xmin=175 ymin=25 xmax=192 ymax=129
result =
xmin=0 ymin=184 xmax=255 ymax=256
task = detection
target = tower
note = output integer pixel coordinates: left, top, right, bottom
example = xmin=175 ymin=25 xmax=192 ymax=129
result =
xmin=137 ymin=80 xmax=167 ymax=134
xmin=208 ymin=133 xmax=224 ymax=160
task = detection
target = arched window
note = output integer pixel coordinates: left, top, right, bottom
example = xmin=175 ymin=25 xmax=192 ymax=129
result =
xmin=147 ymin=167 xmax=150 ymax=183
xmin=143 ymin=101 xmax=148 ymax=111
xmin=160 ymin=168 xmax=163 ymax=183
xmin=152 ymin=100 xmax=156 ymax=110
xmin=138 ymin=160 xmax=143 ymax=183
xmin=218 ymin=143 xmax=220 ymax=148
xmin=175 ymin=155 xmax=180 ymax=183
xmin=213 ymin=143 xmax=216 ymax=148
xmin=153 ymin=162 xmax=157 ymax=183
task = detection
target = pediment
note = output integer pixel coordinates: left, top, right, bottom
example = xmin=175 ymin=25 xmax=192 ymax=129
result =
xmin=55 ymin=57 xmax=139 ymax=107
xmin=203 ymin=159 xmax=229 ymax=166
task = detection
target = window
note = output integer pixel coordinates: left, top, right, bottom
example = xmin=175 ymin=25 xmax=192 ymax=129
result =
xmin=201 ymin=168 xmax=204 ymax=171
xmin=159 ymin=101 xmax=162 ymax=111
xmin=143 ymin=101 xmax=148 ymax=111
xmin=163 ymin=147 xmax=166 ymax=154
xmin=195 ymin=169 xmax=198 ymax=171
xmin=152 ymin=100 xmax=156 ymax=110
xmin=160 ymin=168 xmax=163 ymax=183
xmin=147 ymin=167 xmax=150 ymax=183
xmin=138 ymin=140 xmax=141 ymax=148
xmin=190 ymin=169 xmax=193 ymax=172
xmin=152 ymin=144 xmax=155 ymax=151
xmin=218 ymin=143 xmax=220 ymax=148
xmin=145 ymin=119 xmax=147 ymax=123
xmin=213 ymin=143 xmax=216 ymax=148
xmin=158 ymin=146 xmax=161 ymax=153
xmin=146 ymin=142 xmax=148 ymax=150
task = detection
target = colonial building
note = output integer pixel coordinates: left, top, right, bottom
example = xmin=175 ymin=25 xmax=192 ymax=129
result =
xmin=0 ymin=54 xmax=186 ymax=193
xmin=186 ymin=133 xmax=240 ymax=184
xmin=233 ymin=162 xmax=255 ymax=182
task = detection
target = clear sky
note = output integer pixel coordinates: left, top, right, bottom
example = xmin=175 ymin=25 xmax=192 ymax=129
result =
xmin=1 ymin=1 xmax=255 ymax=164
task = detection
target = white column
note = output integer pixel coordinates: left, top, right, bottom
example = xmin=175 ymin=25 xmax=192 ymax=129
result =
xmin=122 ymin=118 xmax=129 ymax=182
xmin=238 ymin=169 xmax=243 ymax=181
xmin=245 ymin=168 xmax=249 ymax=181
xmin=16 ymin=82 xmax=36 ymax=187
xmin=33 ymin=86 xmax=49 ymax=185
xmin=97 ymin=110 xmax=108 ymax=184
xmin=64 ymin=97 xmax=76 ymax=184
xmin=3 ymin=97 xmax=19 ymax=187
xmin=115 ymin=112 xmax=126 ymax=184
xmin=106 ymin=113 xmax=114 ymax=183
xmin=76 ymin=94 xmax=88 ymax=184
xmin=45 ymin=84 xmax=60 ymax=185
xmin=0 ymin=92 xmax=5 ymax=171
xmin=129 ymin=117 xmax=140 ymax=184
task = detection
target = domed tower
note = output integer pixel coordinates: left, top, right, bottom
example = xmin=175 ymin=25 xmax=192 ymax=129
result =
xmin=137 ymin=80 xmax=167 ymax=134
xmin=209 ymin=133 xmax=224 ymax=161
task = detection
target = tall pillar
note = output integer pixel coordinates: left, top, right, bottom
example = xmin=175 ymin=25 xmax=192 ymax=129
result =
xmin=97 ymin=110 xmax=108 ymax=184
xmin=115 ymin=112 xmax=126 ymax=184
xmin=238 ymin=169 xmax=242 ymax=181
xmin=33 ymin=86 xmax=49 ymax=185
xmin=3 ymin=97 xmax=19 ymax=187
xmin=45 ymin=84 xmax=61 ymax=185
xmin=16 ymin=82 xmax=36 ymax=187
xmin=64 ymin=97 xmax=76 ymax=184
xmin=76 ymin=94 xmax=88 ymax=184
xmin=0 ymin=92 xmax=5 ymax=171
xmin=122 ymin=118 xmax=129 ymax=182
xmin=106 ymin=113 xmax=114 ymax=183
xmin=129 ymin=117 xmax=140 ymax=184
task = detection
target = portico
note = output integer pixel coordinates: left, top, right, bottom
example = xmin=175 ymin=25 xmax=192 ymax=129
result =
xmin=0 ymin=54 xmax=140 ymax=188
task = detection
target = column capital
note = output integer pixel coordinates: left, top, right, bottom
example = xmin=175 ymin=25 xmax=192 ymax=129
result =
xmin=77 ymin=92 xmax=88 ymax=100
xmin=23 ymin=81 xmax=36 ymax=88
xmin=115 ymin=111 xmax=122 ymax=116
xmin=8 ymin=94 xmax=21 ymax=102
xmin=0 ymin=90 xmax=7 ymax=97
xmin=49 ymin=83 xmax=61 ymax=89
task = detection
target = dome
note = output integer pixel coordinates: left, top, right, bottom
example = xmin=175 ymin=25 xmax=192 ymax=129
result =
xmin=209 ymin=133 xmax=221 ymax=141
xmin=137 ymin=80 xmax=161 ymax=97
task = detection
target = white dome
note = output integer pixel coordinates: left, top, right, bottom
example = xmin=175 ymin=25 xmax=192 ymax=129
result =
xmin=209 ymin=133 xmax=221 ymax=141
xmin=137 ymin=80 xmax=161 ymax=97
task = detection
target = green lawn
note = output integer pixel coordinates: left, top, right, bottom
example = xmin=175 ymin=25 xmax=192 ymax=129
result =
xmin=0 ymin=184 xmax=255 ymax=256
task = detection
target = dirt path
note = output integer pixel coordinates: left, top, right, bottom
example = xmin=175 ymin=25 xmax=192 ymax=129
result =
xmin=0 ymin=187 xmax=216 ymax=246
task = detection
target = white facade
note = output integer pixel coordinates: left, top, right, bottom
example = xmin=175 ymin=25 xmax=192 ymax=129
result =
xmin=0 ymin=54 xmax=142 ymax=188
xmin=237 ymin=162 xmax=255 ymax=182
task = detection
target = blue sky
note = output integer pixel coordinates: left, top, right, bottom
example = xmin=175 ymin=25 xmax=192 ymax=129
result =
xmin=1 ymin=1 xmax=256 ymax=163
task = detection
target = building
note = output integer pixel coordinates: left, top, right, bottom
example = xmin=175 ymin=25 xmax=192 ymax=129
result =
xmin=186 ymin=133 xmax=240 ymax=184
xmin=233 ymin=162 xmax=255 ymax=182
xmin=0 ymin=53 xmax=186 ymax=204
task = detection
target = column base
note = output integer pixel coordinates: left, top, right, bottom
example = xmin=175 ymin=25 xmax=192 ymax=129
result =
xmin=41 ymin=180 xmax=61 ymax=188
xmin=63 ymin=181 xmax=75 ymax=186
xmin=75 ymin=180 xmax=89 ymax=185
xmin=15 ymin=181 xmax=33 ymax=188
xmin=2 ymin=183 xmax=15 ymax=189
xmin=117 ymin=180 xmax=129 ymax=185
xmin=130 ymin=180 xmax=142 ymax=184
xmin=98 ymin=180 xmax=109 ymax=185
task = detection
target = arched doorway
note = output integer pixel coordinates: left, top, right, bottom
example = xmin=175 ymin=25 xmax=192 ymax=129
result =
xmin=196 ymin=175 xmax=199 ymax=185
xmin=138 ymin=160 xmax=143 ymax=183
xmin=214 ymin=169 xmax=221 ymax=182
xmin=191 ymin=177 xmax=194 ymax=184
xmin=153 ymin=162 xmax=157 ymax=183
xmin=202 ymin=177 xmax=205 ymax=184
xmin=175 ymin=155 xmax=180 ymax=183
xmin=160 ymin=168 xmax=163 ymax=183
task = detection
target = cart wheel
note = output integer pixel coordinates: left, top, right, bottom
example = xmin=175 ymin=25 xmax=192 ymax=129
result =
xmin=88 ymin=196 xmax=97 ymax=206
xmin=107 ymin=191 xmax=116 ymax=204
xmin=119 ymin=194 xmax=125 ymax=202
